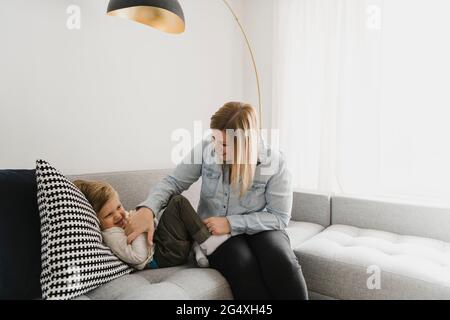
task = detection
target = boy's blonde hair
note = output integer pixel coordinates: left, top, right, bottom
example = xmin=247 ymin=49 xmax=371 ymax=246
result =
xmin=210 ymin=101 xmax=259 ymax=197
xmin=73 ymin=180 xmax=118 ymax=214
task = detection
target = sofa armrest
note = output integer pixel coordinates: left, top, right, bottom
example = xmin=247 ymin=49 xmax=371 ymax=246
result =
xmin=291 ymin=189 xmax=331 ymax=227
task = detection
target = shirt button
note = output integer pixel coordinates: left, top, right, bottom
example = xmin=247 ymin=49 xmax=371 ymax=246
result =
xmin=223 ymin=205 xmax=226 ymax=208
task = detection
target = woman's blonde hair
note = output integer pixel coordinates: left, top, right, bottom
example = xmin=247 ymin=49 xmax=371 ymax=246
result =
xmin=73 ymin=180 xmax=118 ymax=214
xmin=210 ymin=101 xmax=259 ymax=197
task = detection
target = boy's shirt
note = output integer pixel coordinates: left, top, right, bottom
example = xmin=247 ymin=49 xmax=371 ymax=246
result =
xmin=101 ymin=210 xmax=158 ymax=270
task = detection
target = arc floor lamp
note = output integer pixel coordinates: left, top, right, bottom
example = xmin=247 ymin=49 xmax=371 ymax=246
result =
xmin=106 ymin=0 xmax=262 ymax=129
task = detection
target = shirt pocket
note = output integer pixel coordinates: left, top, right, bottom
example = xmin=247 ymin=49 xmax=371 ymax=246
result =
xmin=239 ymin=181 xmax=267 ymax=210
xmin=201 ymin=167 xmax=221 ymax=198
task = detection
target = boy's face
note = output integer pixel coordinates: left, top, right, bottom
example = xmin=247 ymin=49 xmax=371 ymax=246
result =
xmin=97 ymin=194 xmax=127 ymax=230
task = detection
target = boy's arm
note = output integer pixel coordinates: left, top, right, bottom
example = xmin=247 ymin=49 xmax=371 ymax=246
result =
xmin=103 ymin=228 xmax=151 ymax=265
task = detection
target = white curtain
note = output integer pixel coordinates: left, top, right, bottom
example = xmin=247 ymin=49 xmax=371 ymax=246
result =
xmin=272 ymin=0 xmax=450 ymax=206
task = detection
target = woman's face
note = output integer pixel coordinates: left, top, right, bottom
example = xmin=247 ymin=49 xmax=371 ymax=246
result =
xmin=212 ymin=129 xmax=234 ymax=163
xmin=97 ymin=194 xmax=127 ymax=230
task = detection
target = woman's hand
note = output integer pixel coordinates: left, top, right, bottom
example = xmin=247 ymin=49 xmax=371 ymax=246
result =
xmin=125 ymin=207 xmax=155 ymax=246
xmin=203 ymin=217 xmax=231 ymax=235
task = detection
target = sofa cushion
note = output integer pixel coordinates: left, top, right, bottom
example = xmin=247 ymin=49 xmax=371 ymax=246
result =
xmin=75 ymin=265 xmax=233 ymax=300
xmin=286 ymin=221 xmax=325 ymax=249
xmin=74 ymin=273 xmax=190 ymax=300
xmin=0 ymin=169 xmax=42 ymax=299
xmin=36 ymin=160 xmax=133 ymax=300
xmin=295 ymin=224 xmax=450 ymax=299
xmin=158 ymin=268 xmax=233 ymax=299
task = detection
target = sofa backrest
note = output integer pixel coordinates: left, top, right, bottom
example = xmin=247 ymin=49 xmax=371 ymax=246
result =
xmin=69 ymin=170 xmax=332 ymax=227
xmin=68 ymin=168 xmax=450 ymax=242
xmin=331 ymin=195 xmax=450 ymax=242
xmin=68 ymin=169 xmax=202 ymax=211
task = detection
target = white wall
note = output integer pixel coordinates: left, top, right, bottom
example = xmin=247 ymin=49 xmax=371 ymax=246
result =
xmin=240 ymin=0 xmax=274 ymax=130
xmin=0 ymin=0 xmax=247 ymax=174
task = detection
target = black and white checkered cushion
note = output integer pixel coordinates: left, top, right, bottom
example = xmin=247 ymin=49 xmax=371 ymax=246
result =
xmin=36 ymin=159 xmax=132 ymax=300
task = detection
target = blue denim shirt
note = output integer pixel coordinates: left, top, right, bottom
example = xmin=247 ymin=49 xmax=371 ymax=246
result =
xmin=138 ymin=136 xmax=293 ymax=236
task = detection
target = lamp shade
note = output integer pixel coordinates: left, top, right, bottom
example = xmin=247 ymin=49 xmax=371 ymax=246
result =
xmin=107 ymin=0 xmax=185 ymax=34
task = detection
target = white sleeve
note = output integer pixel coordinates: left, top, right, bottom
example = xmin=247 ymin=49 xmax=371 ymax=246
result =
xmin=102 ymin=228 xmax=150 ymax=266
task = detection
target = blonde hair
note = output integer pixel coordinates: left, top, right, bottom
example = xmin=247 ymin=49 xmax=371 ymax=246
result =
xmin=210 ymin=101 xmax=259 ymax=197
xmin=73 ymin=180 xmax=118 ymax=214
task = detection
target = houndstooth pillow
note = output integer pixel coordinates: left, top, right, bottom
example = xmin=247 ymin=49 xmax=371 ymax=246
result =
xmin=36 ymin=159 xmax=132 ymax=300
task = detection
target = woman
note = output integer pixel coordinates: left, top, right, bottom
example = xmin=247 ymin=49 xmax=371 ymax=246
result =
xmin=126 ymin=102 xmax=308 ymax=300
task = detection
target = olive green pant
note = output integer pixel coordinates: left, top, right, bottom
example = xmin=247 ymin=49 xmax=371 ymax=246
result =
xmin=153 ymin=195 xmax=211 ymax=267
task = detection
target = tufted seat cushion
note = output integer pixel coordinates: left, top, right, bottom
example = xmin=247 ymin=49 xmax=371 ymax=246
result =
xmin=74 ymin=263 xmax=233 ymax=300
xmin=295 ymin=224 xmax=450 ymax=299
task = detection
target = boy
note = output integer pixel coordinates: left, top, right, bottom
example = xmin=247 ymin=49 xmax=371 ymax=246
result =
xmin=74 ymin=180 xmax=230 ymax=270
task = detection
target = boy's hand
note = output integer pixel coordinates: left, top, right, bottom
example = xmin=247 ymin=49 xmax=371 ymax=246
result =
xmin=125 ymin=207 xmax=155 ymax=246
xmin=203 ymin=217 xmax=231 ymax=235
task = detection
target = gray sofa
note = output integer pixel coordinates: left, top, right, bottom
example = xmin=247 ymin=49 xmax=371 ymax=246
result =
xmin=68 ymin=169 xmax=450 ymax=300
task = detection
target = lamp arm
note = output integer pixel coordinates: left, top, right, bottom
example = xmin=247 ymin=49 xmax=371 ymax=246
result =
xmin=221 ymin=0 xmax=262 ymax=129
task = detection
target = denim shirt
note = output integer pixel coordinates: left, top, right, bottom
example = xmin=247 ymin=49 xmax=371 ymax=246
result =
xmin=138 ymin=136 xmax=293 ymax=236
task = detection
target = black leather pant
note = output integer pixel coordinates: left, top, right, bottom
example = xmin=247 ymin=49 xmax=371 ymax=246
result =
xmin=208 ymin=229 xmax=309 ymax=300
